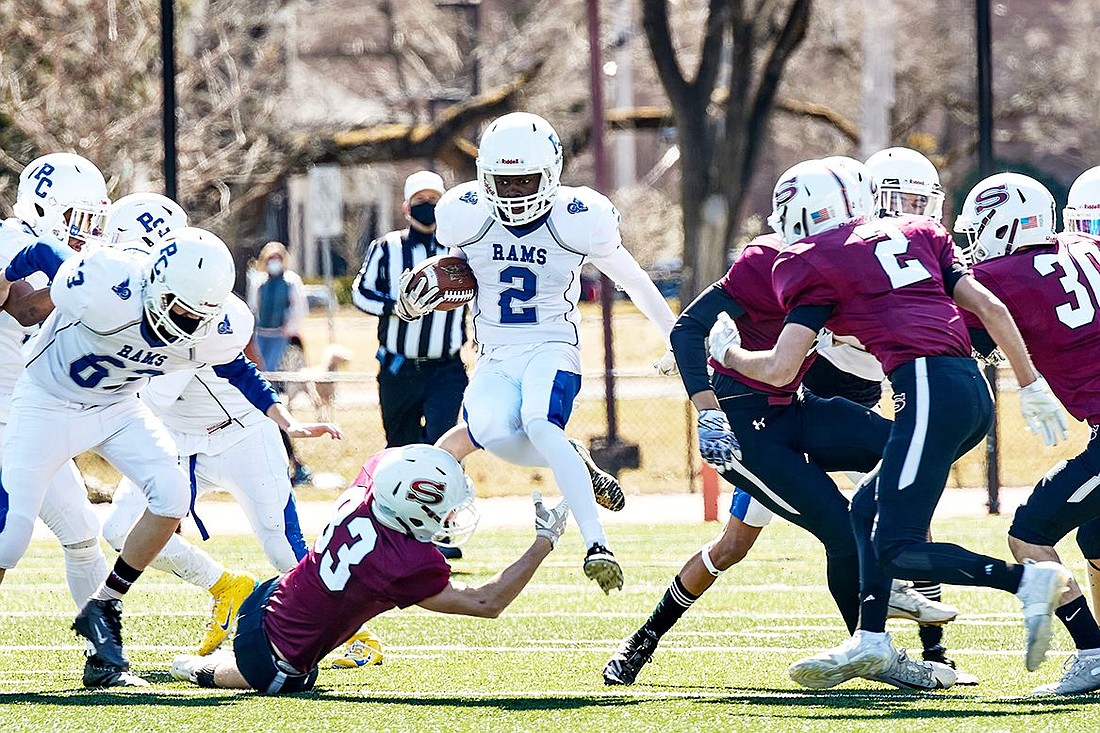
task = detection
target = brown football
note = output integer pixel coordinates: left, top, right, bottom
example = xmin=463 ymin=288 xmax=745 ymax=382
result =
xmin=407 ymin=254 xmax=477 ymax=311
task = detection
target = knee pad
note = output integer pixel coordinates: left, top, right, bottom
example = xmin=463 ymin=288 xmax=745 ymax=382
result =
xmin=0 ymin=517 xmax=35 ymax=570
xmin=145 ymin=474 xmax=192 ymax=520
xmin=1008 ymin=504 xmax=1071 ymax=549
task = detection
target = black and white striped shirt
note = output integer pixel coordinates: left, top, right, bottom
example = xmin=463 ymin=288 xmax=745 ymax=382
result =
xmin=352 ymin=228 xmax=467 ymax=361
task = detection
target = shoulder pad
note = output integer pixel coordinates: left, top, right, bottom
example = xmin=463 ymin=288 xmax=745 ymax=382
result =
xmin=550 ymin=186 xmax=621 ymax=256
xmin=50 ymin=249 xmax=144 ymax=330
xmin=194 ymin=294 xmax=253 ymax=363
xmin=436 ymin=181 xmax=493 ymax=247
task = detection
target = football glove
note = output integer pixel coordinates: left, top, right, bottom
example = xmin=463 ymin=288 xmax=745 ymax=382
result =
xmin=708 ymin=312 xmax=740 ymax=365
xmin=532 ymin=490 xmax=569 ymax=548
xmin=1018 ymin=377 xmax=1068 ymax=447
xmin=653 ymin=348 xmax=679 ymax=376
xmin=395 ymin=269 xmax=442 ymax=321
xmin=697 ymin=408 xmax=742 ymax=473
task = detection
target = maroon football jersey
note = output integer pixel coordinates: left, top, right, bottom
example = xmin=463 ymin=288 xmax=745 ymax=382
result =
xmin=712 ymin=233 xmax=816 ymax=395
xmin=969 ymin=233 xmax=1100 ymax=424
xmin=772 ymin=217 xmax=971 ymax=374
xmin=263 ymin=449 xmax=452 ymax=672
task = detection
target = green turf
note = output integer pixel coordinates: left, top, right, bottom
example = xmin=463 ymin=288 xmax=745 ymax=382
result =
xmin=1 ymin=515 xmax=1098 ymax=731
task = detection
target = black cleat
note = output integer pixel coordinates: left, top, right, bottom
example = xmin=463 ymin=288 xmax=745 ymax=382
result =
xmin=435 ymin=544 xmax=463 ymax=560
xmin=603 ymin=628 xmax=659 ymax=685
xmin=83 ymin=654 xmax=149 ymax=688
xmin=570 ymin=439 xmax=625 ymax=512
xmin=73 ymin=599 xmax=129 ymax=670
xmin=584 ymin=543 xmax=624 ymax=593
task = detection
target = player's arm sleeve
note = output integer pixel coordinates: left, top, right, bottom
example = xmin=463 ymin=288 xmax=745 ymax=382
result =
xmin=3 ymin=239 xmax=73 ymax=282
xmin=139 ymin=369 xmax=196 ymax=414
xmin=968 ymin=326 xmax=998 ymax=358
xmin=351 ymin=239 xmax=395 ymax=316
xmin=589 ymin=246 xmax=677 ymax=343
xmin=670 ymin=284 xmax=746 ymax=396
xmin=784 ymin=304 xmax=833 ymax=332
xmin=211 ymin=353 xmax=281 ymax=413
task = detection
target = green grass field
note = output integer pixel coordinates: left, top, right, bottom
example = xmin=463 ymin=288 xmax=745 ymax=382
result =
xmin=2 ymin=516 xmax=1098 ymax=731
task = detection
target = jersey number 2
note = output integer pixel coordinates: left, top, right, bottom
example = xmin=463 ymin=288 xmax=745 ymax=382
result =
xmin=498 ymin=266 xmax=538 ymax=324
xmin=858 ymin=223 xmax=933 ymax=289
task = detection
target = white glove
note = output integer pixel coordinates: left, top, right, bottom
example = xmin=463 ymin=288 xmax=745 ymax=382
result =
xmin=532 ymin=490 xmax=569 ymax=548
xmin=395 ymin=269 xmax=442 ymax=321
xmin=708 ymin=312 xmax=741 ymax=365
xmin=653 ymin=348 xmax=679 ymax=376
xmin=697 ymin=408 xmax=742 ymax=472
xmin=1019 ymin=377 xmax=1068 ymax=447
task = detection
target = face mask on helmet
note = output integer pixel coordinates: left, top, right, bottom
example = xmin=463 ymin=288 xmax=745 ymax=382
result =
xmin=477 ymin=112 xmax=563 ymax=226
xmin=1064 ymin=166 xmax=1100 ymax=236
xmin=954 ymin=173 xmax=1056 ymax=264
xmin=14 ymin=152 xmax=110 ymax=250
xmin=369 ymin=445 xmax=480 ymax=546
xmin=865 ymin=147 xmax=945 ymax=220
xmin=141 ymin=227 xmax=236 ymax=346
xmin=100 ymin=192 xmax=189 ymax=253
xmin=767 ymin=160 xmax=860 ymax=245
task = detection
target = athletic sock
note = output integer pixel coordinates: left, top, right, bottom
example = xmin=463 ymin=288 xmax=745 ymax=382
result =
xmin=93 ymin=559 xmax=143 ymax=601
xmin=1056 ymin=596 xmax=1100 ymax=650
xmin=913 ymin=580 xmax=945 ymax=650
xmin=643 ymin=576 xmax=699 ymax=639
xmin=825 ymin=553 xmax=861 ymax=634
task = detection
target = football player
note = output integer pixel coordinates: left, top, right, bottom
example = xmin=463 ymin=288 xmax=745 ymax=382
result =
xmin=954 ymin=172 xmax=1100 ymax=695
xmin=715 ymin=158 xmax=1070 ymax=690
xmin=89 ymin=193 xmax=343 ymax=660
xmin=0 ymin=224 xmax=297 ymax=687
xmin=169 ymin=444 xmax=569 ymax=693
xmin=397 ymin=112 xmax=677 ymax=594
xmin=0 ymin=153 xmax=116 ymax=684
xmin=605 ymin=158 xmax=956 ymax=691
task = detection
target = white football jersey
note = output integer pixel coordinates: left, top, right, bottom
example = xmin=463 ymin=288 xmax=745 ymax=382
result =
xmin=436 ymin=182 xmax=621 ymax=347
xmin=23 ymin=247 xmax=247 ymax=405
xmin=140 ymin=359 xmax=268 ymax=441
xmin=0 ymin=219 xmax=50 ymax=410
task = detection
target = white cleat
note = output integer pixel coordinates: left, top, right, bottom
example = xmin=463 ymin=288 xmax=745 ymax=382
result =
xmin=1031 ymin=650 xmax=1100 ymax=696
xmin=887 ymin=580 xmax=958 ymax=625
xmin=788 ymin=630 xmax=895 ymax=689
xmin=867 ymin=648 xmax=957 ymax=690
xmin=1015 ymin=561 xmax=1072 ymax=672
xmin=170 ymin=654 xmax=205 ymax=683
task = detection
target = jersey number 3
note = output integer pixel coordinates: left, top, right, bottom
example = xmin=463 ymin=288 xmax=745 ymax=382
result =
xmin=315 ymin=499 xmax=378 ymax=592
xmin=858 ymin=223 xmax=933 ymax=289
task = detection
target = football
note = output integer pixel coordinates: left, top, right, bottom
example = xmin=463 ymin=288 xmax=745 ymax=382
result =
xmin=407 ymin=254 xmax=477 ymax=311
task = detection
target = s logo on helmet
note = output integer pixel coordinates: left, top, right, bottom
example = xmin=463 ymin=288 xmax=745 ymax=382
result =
xmin=974 ymin=184 xmax=1010 ymax=214
xmin=774 ymin=178 xmax=799 ymax=206
xmin=407 ymin=479 xmax=447 ymax=505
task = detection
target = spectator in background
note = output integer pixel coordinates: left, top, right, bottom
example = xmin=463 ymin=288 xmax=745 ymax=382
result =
xmin=247 ymin=242 xmax=312 ymax=485
xmin=352 ymin=171 xmax=469 ymax=557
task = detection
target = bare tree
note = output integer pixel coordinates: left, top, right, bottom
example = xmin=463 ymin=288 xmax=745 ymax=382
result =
xmin=641 ymin=0 xmax=812 ymax=300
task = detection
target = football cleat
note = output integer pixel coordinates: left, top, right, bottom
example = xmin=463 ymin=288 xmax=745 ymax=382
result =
xmin=867 ymin=648 xmax=956 ymax=690
xmin=788 ymin=630 xmax=895 ymax=689
xmin=83 ymin=653 xmax=149 ymax=688
xmin=603 ymin=628 xmax=659 ymax=685
xmin=887 ymin=580 xmax=958 ymax=625
xmin=923 ymin=644 xmax=979 ymax=685
xmin=332 ymin=628 xmax=385 ymax=669
xmin=1031 ymin=650 xmax=1100 ymax=696
xmin=584 ymin=543 xmax=624 ymax=594
xmin=570 ymin=439 xmax=625 ymax=512
xmin=73 ymin=598 xmax=129 ymax=670
xmin=435 ymin=544 xmax=463 ymax=560
xmin=199 ymin=571 xmax=257 ymax=656
xmin=1015 ymin=560 xmax=1072 ymax=671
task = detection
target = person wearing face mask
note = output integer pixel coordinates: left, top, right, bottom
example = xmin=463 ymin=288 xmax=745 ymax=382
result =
xmin=352 ymin=171 xmax=470 ymax=558
xmin=248 ymin=241 xmax=308 ymax=377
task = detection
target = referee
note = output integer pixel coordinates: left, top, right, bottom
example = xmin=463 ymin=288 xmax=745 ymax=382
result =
xmin=353 ymin=170 xmax=469 ymax=450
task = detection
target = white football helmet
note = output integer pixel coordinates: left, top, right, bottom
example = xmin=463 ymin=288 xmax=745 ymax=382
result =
xmin=822 ymin=156 xmax=875 ymax=220
xmin=101 ymin=192 xmax=188 ymax=253
xmin=767 ymin=159 xmax=860 ymax=245
xmin=476 ymin=112 xmax=563 ymax=226
xmin=1064 ymin=166 xmax=1100 ymax=236
xmin=865 ymin=147 xmax=944 ymax=220
xmin=13 ymin=152 xmax=110 ymax=249
xmin=370 ymin=444 xmax=480 ymax=546
xmin=954 ymin=172 xmax=1056 ymax=263
xmin=142 ymin=226 xmax=235 ymax=346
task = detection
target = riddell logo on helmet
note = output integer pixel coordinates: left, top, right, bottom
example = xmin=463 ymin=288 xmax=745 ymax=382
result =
xmin=498 ymin=158 xmax=523 ymax=164
xmin=407 ymin=479 xmax=447 ymax=505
